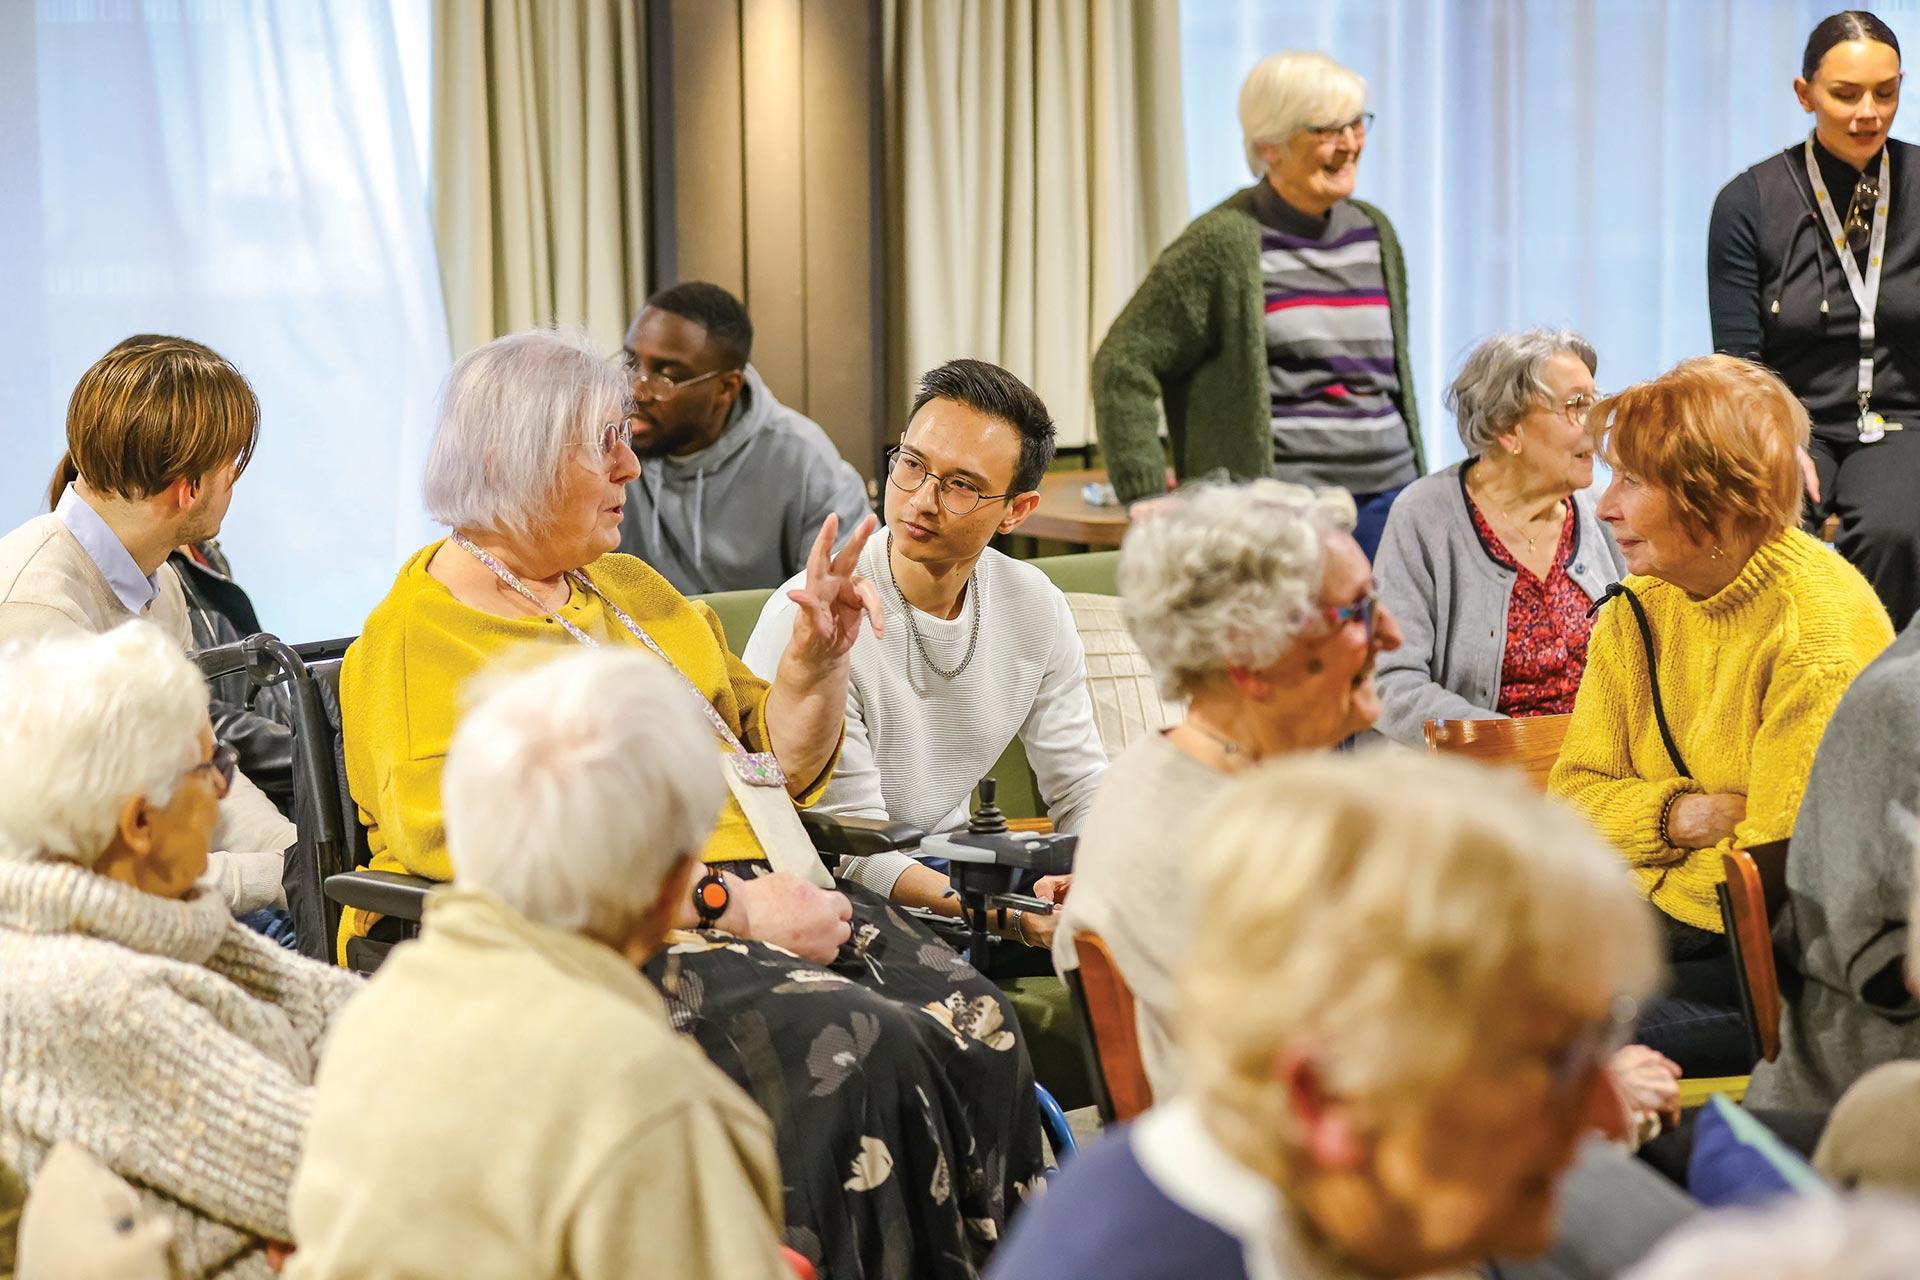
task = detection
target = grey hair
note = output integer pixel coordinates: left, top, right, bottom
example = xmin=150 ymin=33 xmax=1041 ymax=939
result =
xmin=442 ymin=648 xmax=727 ymax=941
xmin=1238 ymin=50 xmax=1367 ymax=176
xmin=0 ymin=622 xmax=208 ymax=866
xmin=423 ymin=328 xmax=630 ymax=538
xmin=1446 ymin=328 xmax=1598 ymax=457
xmin=1625 ymin=1193 xmax=1920 ymax=1280
xmin=1119 ymin=480 xmax=1356 ymax=700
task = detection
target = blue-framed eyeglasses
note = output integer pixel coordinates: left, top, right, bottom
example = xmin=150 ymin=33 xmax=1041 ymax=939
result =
xmin=1323 ymin=592 xmax=1377 ymax=640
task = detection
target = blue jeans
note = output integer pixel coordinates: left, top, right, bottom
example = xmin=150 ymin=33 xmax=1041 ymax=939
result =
xmin=1351 ymin=486 xmax=1405 ymax=561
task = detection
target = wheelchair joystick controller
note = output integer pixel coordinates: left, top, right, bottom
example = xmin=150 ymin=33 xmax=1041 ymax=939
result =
xmin=917 ymin=777 xmax=1077 ymax=974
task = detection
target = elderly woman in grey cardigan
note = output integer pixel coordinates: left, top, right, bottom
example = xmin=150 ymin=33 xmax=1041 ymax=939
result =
xmin=1373 ymin=328 xmax=1624 ymax=745
xmin=0 ymin=622 xmax=361 ymax=1279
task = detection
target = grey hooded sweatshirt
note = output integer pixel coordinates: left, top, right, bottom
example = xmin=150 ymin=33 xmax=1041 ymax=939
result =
xmin=617 ymin=363 xmax=872 ymax=596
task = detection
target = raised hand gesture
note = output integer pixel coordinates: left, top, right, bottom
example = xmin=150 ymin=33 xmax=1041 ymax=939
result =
xmin=784 ymin=512 xmax=885 ymax=671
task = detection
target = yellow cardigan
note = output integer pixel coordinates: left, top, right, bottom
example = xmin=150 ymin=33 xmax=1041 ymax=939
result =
xmin=1550 ymin=529 xmax=1892 ymax=932
xmin=337 ymin=542 xmax=834 ymax=954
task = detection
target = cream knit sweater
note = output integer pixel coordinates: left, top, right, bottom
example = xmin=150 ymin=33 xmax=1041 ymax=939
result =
xmin=0 ymin=860 xmax=362 ymax=1278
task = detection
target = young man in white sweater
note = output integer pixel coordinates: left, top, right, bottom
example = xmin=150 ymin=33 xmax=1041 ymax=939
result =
xmin=745 ymin=359 xmax=1106 ymax=950
xmin=0 ymin=336 xmax=295 ymax=915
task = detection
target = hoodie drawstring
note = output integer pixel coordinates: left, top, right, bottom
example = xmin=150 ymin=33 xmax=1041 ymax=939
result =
xmin=691 ymin=466 xmax=705 ymax=579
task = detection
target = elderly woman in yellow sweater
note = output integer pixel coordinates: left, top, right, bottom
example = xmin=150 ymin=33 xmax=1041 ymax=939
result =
xmin=340 ymin=328 xmax=1043 ymax=1280
xmin=1551 ymin=354 xmax=1893 ymax=1073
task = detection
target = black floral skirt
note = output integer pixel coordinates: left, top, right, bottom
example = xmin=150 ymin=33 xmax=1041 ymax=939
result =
xmin=644 ymin=875 xmax=1045 ymax=1279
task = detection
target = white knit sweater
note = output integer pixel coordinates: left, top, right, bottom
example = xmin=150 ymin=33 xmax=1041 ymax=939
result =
xmin=0 ymin=860 xmax=362 ymax=1278
xmin=743 ymin=538 xmax=1108 ymax=896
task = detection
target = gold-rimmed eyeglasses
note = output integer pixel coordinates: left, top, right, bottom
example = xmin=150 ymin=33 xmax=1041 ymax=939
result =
xmin=617 ymin=351 xmax=730 ymax=402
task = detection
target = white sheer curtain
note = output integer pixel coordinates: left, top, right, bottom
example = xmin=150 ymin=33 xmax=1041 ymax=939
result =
xmin=1179 ymin=0 xmax=1920 ymax=470
xmin=0 ymin=0 xmax=448 ymax=642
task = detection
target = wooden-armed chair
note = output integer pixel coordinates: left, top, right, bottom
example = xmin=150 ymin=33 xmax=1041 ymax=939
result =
xmin=1719 ymin=839 xmax=1791 ymax=1063
xmin=1423 ymin=713 xmax=1573 ymax=791
xmin=1063 ymin=932 xmax=1154 ymax=1124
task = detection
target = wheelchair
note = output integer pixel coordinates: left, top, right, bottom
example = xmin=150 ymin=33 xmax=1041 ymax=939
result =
xmin=190 ymin=632 xmax=1080 ymax=1157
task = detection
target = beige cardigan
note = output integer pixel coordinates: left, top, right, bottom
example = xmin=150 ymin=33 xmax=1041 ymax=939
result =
xmin=288 ymin=889 xmax=790 ymax=1280
xmin=0 ymin=514 xmax=295 ymax=912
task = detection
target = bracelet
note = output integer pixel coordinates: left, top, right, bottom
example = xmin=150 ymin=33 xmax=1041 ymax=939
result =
xmin=1013 ymin=912 xmax=1031 ymax=947
xmin=1656 ymin=791 xmax=1683 ymax=848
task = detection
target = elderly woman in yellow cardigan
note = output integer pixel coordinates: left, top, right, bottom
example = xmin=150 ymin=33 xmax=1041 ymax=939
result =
xmin=339 ymin=328 xmax=1044 ymax=1280
xmin=1551 ymin=354 xmax=1892 ymax=1074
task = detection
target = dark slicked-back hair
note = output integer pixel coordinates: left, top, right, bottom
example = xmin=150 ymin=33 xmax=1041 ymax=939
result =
xmin=644 ymin=281 xmax=753 ymax=368
xmin=909 ymin=358 xmax=1056 ymax=494
xmin=1803 ymin=10 xmax=1900 ymax=79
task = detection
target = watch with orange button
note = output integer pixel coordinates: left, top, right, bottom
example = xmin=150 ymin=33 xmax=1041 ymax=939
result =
xmin=692 ymin=870 xmax=730 ymax=929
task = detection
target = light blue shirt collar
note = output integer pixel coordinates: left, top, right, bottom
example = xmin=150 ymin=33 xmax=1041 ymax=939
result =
xmin=54 ymin=486 xmax=162 ymax=615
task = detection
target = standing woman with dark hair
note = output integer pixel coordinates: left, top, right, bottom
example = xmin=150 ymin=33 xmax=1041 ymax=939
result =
xmin=1709 ymin=11 xmax=1920 ymax=628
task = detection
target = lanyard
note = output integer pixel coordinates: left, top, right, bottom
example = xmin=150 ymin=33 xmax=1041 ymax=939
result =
xmin=1803 ymin=138 xmax=1894 ymax=442
xmin=450 ymin=534 xmax=787 ymax=787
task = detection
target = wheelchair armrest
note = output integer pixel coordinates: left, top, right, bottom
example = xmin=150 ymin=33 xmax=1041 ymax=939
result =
xmin=323 ymin=870 xmax=434 ymax=922
xmin=800 ymin=811 xmax=924 ymax=859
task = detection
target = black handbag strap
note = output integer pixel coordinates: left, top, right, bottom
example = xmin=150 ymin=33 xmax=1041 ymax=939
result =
xmin=1592 ymin=583 xmax=1692 ymax=779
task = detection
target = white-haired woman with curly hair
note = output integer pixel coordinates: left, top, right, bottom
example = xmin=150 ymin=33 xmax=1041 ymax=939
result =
xmin=1093 ymin=50 xmax=1423 ymax=560
xmin=1372 ymin=328 xmax=1624 ymax=745
xmin=1002 ymin=752 xmax=1661 ymax=1280
xmin=1055 ymin=479 xmax=1402 ymax=1090
xmin=0 ymin=622 xmax=363 ymax=1278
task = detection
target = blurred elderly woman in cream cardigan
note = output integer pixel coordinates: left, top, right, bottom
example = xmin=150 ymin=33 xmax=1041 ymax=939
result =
xmin=0 ymin=622 xmax=361 ymax=1278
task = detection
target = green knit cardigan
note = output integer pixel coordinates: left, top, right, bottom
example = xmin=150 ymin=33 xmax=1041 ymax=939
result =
xmin=1092 ymin=184 xmax=1425 ymax=504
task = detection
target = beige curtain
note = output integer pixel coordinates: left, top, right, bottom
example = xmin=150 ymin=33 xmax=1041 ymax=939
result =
xmin=883 ymin=0 xmax=1187 ymax=447
xmin=432 ymin=0 xmax=648 ymax=358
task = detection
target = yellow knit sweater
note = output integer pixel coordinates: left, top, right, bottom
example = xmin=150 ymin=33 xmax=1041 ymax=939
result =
xmin=337 ymin=543 xmax=834 ymax=955
xmin=1550 ymin=530 xmax=1892 ymax=931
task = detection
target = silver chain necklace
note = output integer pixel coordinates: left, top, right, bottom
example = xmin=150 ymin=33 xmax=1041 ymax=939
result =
xmin=883 ymin=534 xmax=981 ymax=680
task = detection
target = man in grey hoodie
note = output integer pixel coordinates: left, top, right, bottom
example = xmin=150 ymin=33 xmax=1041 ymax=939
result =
xmin=616 ymin=281 xmax=872 ymax=595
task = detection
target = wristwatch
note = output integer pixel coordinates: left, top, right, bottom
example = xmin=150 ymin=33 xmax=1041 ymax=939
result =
xmin=692 ymin=871 xmax=730 ymax=928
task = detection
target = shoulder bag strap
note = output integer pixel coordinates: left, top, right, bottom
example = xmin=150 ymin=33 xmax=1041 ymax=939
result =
xmin=1592 ymin=583 xmax=1692 ymax=779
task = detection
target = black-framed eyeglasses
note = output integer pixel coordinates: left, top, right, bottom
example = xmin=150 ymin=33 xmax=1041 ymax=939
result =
xmin=188 ymin=743 xmax=238 ymax=797
xmin=1845 ymin=174 xmax=1881 ymax=252
xmin=885 ymin=446 xmax=1017 ymax=517
xmin=1322 ymin=591 xmax=1377 ymax=641
xmin=618 ymin=351 xmax=731 ymax=402
xmin=1305 ymin=111 xmax=1374 ymax=140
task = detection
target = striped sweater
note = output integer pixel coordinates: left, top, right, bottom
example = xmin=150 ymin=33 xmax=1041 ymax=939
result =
xmin=1253 ymin=185 xmax=1416 ymax=494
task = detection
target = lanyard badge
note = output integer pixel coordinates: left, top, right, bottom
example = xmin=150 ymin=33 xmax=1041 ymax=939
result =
xmin=1804 ymin=138 xmax=1900 ymax=443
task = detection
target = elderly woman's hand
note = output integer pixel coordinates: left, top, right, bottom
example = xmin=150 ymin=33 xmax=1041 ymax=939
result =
xmin=1609 ymin=1044 xmax=1682 ymax=1131
xmin=731 ymin=871 xmax=854 ymax=964
xmin=1666 ymin=792 xmax=1746 ymax=849
xmin=783 ymin=512 xmax=884 ymax=672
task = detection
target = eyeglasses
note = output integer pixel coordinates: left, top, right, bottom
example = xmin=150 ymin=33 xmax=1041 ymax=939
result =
xmin=571 ymin=417 xmax=636 ymax=468
xmin=1544 ymin=997 xmax=1640 ymax=1095
xmin=187 ymin=743 xmax=238 ymax=798
xmin=1322 ymin=591 xmax=1377 ymax=641
xmin=1845 ymin=174 xmax=1881 ymax=252
xmin=1560 ymin=392 xmax=1600 ymax=427
xmin=618 ymin=352 xmax=730 ymax=402
xmin=1304 ymin=111 xmax=1374 ymax=141
xmin=885 ymin=446 xmax=1017 ymax=517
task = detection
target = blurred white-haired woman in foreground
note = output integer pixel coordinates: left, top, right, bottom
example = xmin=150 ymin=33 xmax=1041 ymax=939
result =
xmin=1624 ymin=1193 xmax=1920 ymax=1280
xmin=0 ymin=622 xmax=362 ymax=1279
xmin=290 ymin=650 xmax=793 ymax=1279
xmin=1004 ymin=751 xmax=1660 ymax=1280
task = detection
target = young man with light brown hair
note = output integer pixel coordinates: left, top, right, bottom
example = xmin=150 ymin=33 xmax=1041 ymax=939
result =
xmin=0 ymin=335 xmax=295 ymax=914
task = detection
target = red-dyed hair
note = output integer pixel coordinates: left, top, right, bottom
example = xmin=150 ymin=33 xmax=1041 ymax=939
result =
xmin=1589 ymin=354 xmax=1807 ymax=545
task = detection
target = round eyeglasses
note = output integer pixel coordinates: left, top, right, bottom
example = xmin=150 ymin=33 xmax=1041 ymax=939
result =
xmin=885 ymin=446 xmax=1017 ymax=517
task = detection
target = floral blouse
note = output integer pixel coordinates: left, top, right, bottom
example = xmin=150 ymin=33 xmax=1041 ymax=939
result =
xmin=1466 ymin=495 xmax=1594 ymax=717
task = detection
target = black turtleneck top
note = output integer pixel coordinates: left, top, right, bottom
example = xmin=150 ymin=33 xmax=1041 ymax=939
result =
xmin=1708 ymin=135 xmax=1920 ymax=434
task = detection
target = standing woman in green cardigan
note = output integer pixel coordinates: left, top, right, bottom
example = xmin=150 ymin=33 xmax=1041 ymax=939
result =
xmin=1093 ymin=49 xmax=1424 ymax=559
